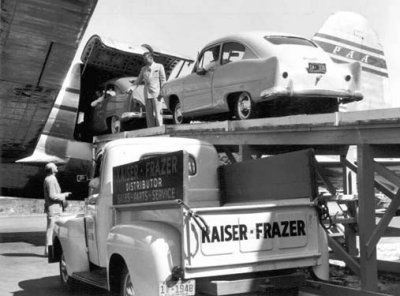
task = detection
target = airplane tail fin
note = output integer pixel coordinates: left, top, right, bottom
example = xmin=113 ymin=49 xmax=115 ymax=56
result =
xmin=312 ymin=11 xmax=390 ymax=111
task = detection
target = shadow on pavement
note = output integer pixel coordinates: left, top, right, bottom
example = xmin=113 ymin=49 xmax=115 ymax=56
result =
xmin=0 ymin=232 xmax=45 ymax=246
xmin=15 ymin=276 xmax=108 ymax=296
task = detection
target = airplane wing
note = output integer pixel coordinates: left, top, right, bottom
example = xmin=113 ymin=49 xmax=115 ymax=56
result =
xmin=0 ymin=0 xmax=97 ymax=197
xmin=0 ymin=0 xmax=97 ymax=164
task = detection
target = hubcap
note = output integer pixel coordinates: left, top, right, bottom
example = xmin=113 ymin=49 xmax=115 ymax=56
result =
xmin=238 ymin=94 xmax=251 ymax=118
xmin=111 ymin=116 xmax=120 ymax=133
xmin=123 ymin=272 xmax=135 ymax=296
xmin=60 ymin=254 xmax=69 ymax=283
xmin=175 ymin=104 xmax=183 ymax=124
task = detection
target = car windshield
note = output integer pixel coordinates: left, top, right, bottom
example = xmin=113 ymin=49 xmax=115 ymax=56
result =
xmin=264 ymin=36 xmax=316 ymax=47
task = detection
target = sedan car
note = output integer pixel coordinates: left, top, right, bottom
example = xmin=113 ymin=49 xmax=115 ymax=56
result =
xmin=162 ymin=31 xmax=363 ymax=123
xmin=91 ymin=77 xmax=171 ymax=134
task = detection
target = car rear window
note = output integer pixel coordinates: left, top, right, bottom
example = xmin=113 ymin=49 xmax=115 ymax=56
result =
xmin=264 ymin=36 xmax=317 ymax=47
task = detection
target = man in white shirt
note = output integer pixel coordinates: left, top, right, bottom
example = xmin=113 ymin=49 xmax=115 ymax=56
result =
xmin=43 ymin=162 xmax=71 ymax=256
xmin=129 ymin=45 xmax=166 ymax=127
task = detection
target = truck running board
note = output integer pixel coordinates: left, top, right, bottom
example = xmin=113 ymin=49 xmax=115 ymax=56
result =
xmin=72 ymin=269 xmax=108 ymax=290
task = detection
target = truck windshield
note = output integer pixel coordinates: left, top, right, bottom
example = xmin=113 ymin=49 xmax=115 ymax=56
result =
xmin=264 ymin=36 xmax=317 ymax=47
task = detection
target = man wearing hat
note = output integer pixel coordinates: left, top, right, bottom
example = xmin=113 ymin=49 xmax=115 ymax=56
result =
xmin=129 ymin=44 xmax=166 ymax=127
xmin=43 ymin=162 xmax=71 ymax=256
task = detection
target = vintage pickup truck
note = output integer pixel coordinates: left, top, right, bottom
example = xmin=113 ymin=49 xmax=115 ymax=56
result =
xmin=48 ymin=137 xmax=328 ymax=295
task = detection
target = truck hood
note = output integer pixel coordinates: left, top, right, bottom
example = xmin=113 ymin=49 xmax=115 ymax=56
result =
xmin=81 ymin=35 xmax=194 ymax=80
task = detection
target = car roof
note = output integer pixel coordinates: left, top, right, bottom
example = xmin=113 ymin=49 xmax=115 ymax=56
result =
xmin=203 ymin=31 xmax=306 ymax=47
xmin=201 ymin=31 xmax=313 ymax=57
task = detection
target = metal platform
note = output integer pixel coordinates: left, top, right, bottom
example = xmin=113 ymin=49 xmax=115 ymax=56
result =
xmin=95 ymin=108 xmax=400 ymax=295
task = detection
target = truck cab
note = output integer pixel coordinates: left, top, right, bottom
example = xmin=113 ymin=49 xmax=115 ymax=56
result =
xmin=49 ymin=136 xmax=328 ymax=296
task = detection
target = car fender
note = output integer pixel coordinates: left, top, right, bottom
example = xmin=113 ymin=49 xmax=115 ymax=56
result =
xmin=162 ymin=79 xmax=185 ymax=109
xmin=217 ymin=56 xmax=279 ymax=106
xmin=54 ymin=215 xmax=89 ymax=275
xmin=107 ymin=221 xmax=181 ymax=296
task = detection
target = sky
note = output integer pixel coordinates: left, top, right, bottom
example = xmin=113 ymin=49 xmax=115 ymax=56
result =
xmin=76 ymin=0 xmax=400 ymax=106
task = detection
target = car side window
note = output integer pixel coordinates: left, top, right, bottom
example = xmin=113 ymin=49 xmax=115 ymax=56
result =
xmin=197 ymin=45 xmax=220 ymax=71
xmin=221 ymin=42 xmax=246 ymax=65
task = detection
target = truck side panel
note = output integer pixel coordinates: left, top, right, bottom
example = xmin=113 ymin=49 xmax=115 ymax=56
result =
xmin=183 ymin=201 xmax=326 ymax=278
xmin=55 ymin=216 xmax=89 ymax=275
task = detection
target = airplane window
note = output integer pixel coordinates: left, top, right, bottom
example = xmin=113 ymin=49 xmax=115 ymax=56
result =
xmin=221 ymin=42 xmax=246 ymax=65
xmin=264 ymin=36 xmax=317 ymax=47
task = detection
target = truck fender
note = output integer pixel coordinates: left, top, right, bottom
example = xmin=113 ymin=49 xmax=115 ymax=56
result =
xmin=311 ymin=224 xmax=329 ymax=281
xmin=53 ymin=216 xmax=89 ymax=275
xmin=107 ymin=221 xmax=181 ymax=296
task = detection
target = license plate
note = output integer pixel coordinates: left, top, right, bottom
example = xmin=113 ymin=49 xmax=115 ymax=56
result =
xmin=307 ymin=63 xmax=326 ymax=73
xmin=159 ymin=280 xmax=195 ymax=296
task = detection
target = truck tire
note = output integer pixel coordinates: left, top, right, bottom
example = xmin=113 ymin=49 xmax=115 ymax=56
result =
xmin=59 ymin=251 xmax=77 ymax=290
xmin=120 ymin=266 xmax=135 ymax=296
xmin=234 ymin=92 xmax=256 ymax=120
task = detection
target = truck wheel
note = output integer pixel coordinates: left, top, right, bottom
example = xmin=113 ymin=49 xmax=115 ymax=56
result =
xmin=234 ymin=92 xmax=256 ymax=120
xmin=107 ymin=116 xmax=121 ymax=134
xmin=172 ymin=101 xmax=184 ymax=124
xmin=60 ymin=251 xmax=76 ymax=290
xmin=120 ymin=266 xmax=135 ymax=296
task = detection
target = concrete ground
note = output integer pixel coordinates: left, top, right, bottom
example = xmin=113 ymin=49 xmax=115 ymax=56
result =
xmin=1 ymin=215 xmax=399 ymax=296
xmin=0 ymin=216 xmax=107 ymax=296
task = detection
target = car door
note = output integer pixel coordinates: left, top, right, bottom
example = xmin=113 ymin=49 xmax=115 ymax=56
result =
xmin=212 ymin=42 xmax=250 ymax=112
xmin=182 ymin=45 xmax=221 ymax=115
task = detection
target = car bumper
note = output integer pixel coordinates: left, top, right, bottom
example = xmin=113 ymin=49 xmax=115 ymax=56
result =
xmin=121 ymin=111 xmax=173 ymax=121
xmin=260 ymin=87 xmax=363 ymax=104
xmin=121 ymin=112 xmax=145 ymax=121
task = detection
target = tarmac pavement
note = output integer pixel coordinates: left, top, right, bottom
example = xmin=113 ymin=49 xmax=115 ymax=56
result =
xmin=0 ymin=214 xmax=399 ymax=296
xmin=0 ymin=215 xmax=107 ymax=296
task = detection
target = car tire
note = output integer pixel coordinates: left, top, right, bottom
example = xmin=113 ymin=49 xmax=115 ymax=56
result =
xmin=172 ymin=101 xmax=184 ymax=125
xmin=107 ymin=116 xmax=121 ymax=134
xmin=234 ymin=92 xmax=256 ymax=120
xmin=120 ymin=266 xmax=135 ymax=296
xmin=59 ymin=251 xmax=77 ymax=290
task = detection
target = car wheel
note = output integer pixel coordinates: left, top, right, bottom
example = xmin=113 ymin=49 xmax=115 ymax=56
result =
xmin=107 ymin=116 xmax=121 ymax=134
xmin=60 ymin=251 xmax=77 ymax=290
xmin=120 ymin=266 xmax=135 ymax=296
xmin=234 ymin=92 xmax=256 ymax=120
xmin=172 ymin=102 xmax=184 ymax=124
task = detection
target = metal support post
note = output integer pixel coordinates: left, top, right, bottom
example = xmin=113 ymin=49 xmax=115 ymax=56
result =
xmin=357 ymin=144 xmax=378 ymax=292
xmin=239 ymin=145 xmax=252 ymax=162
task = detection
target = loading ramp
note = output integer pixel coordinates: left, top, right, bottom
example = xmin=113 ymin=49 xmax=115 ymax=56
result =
xmin=95 ymin=107 xmax=400 ymax=295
